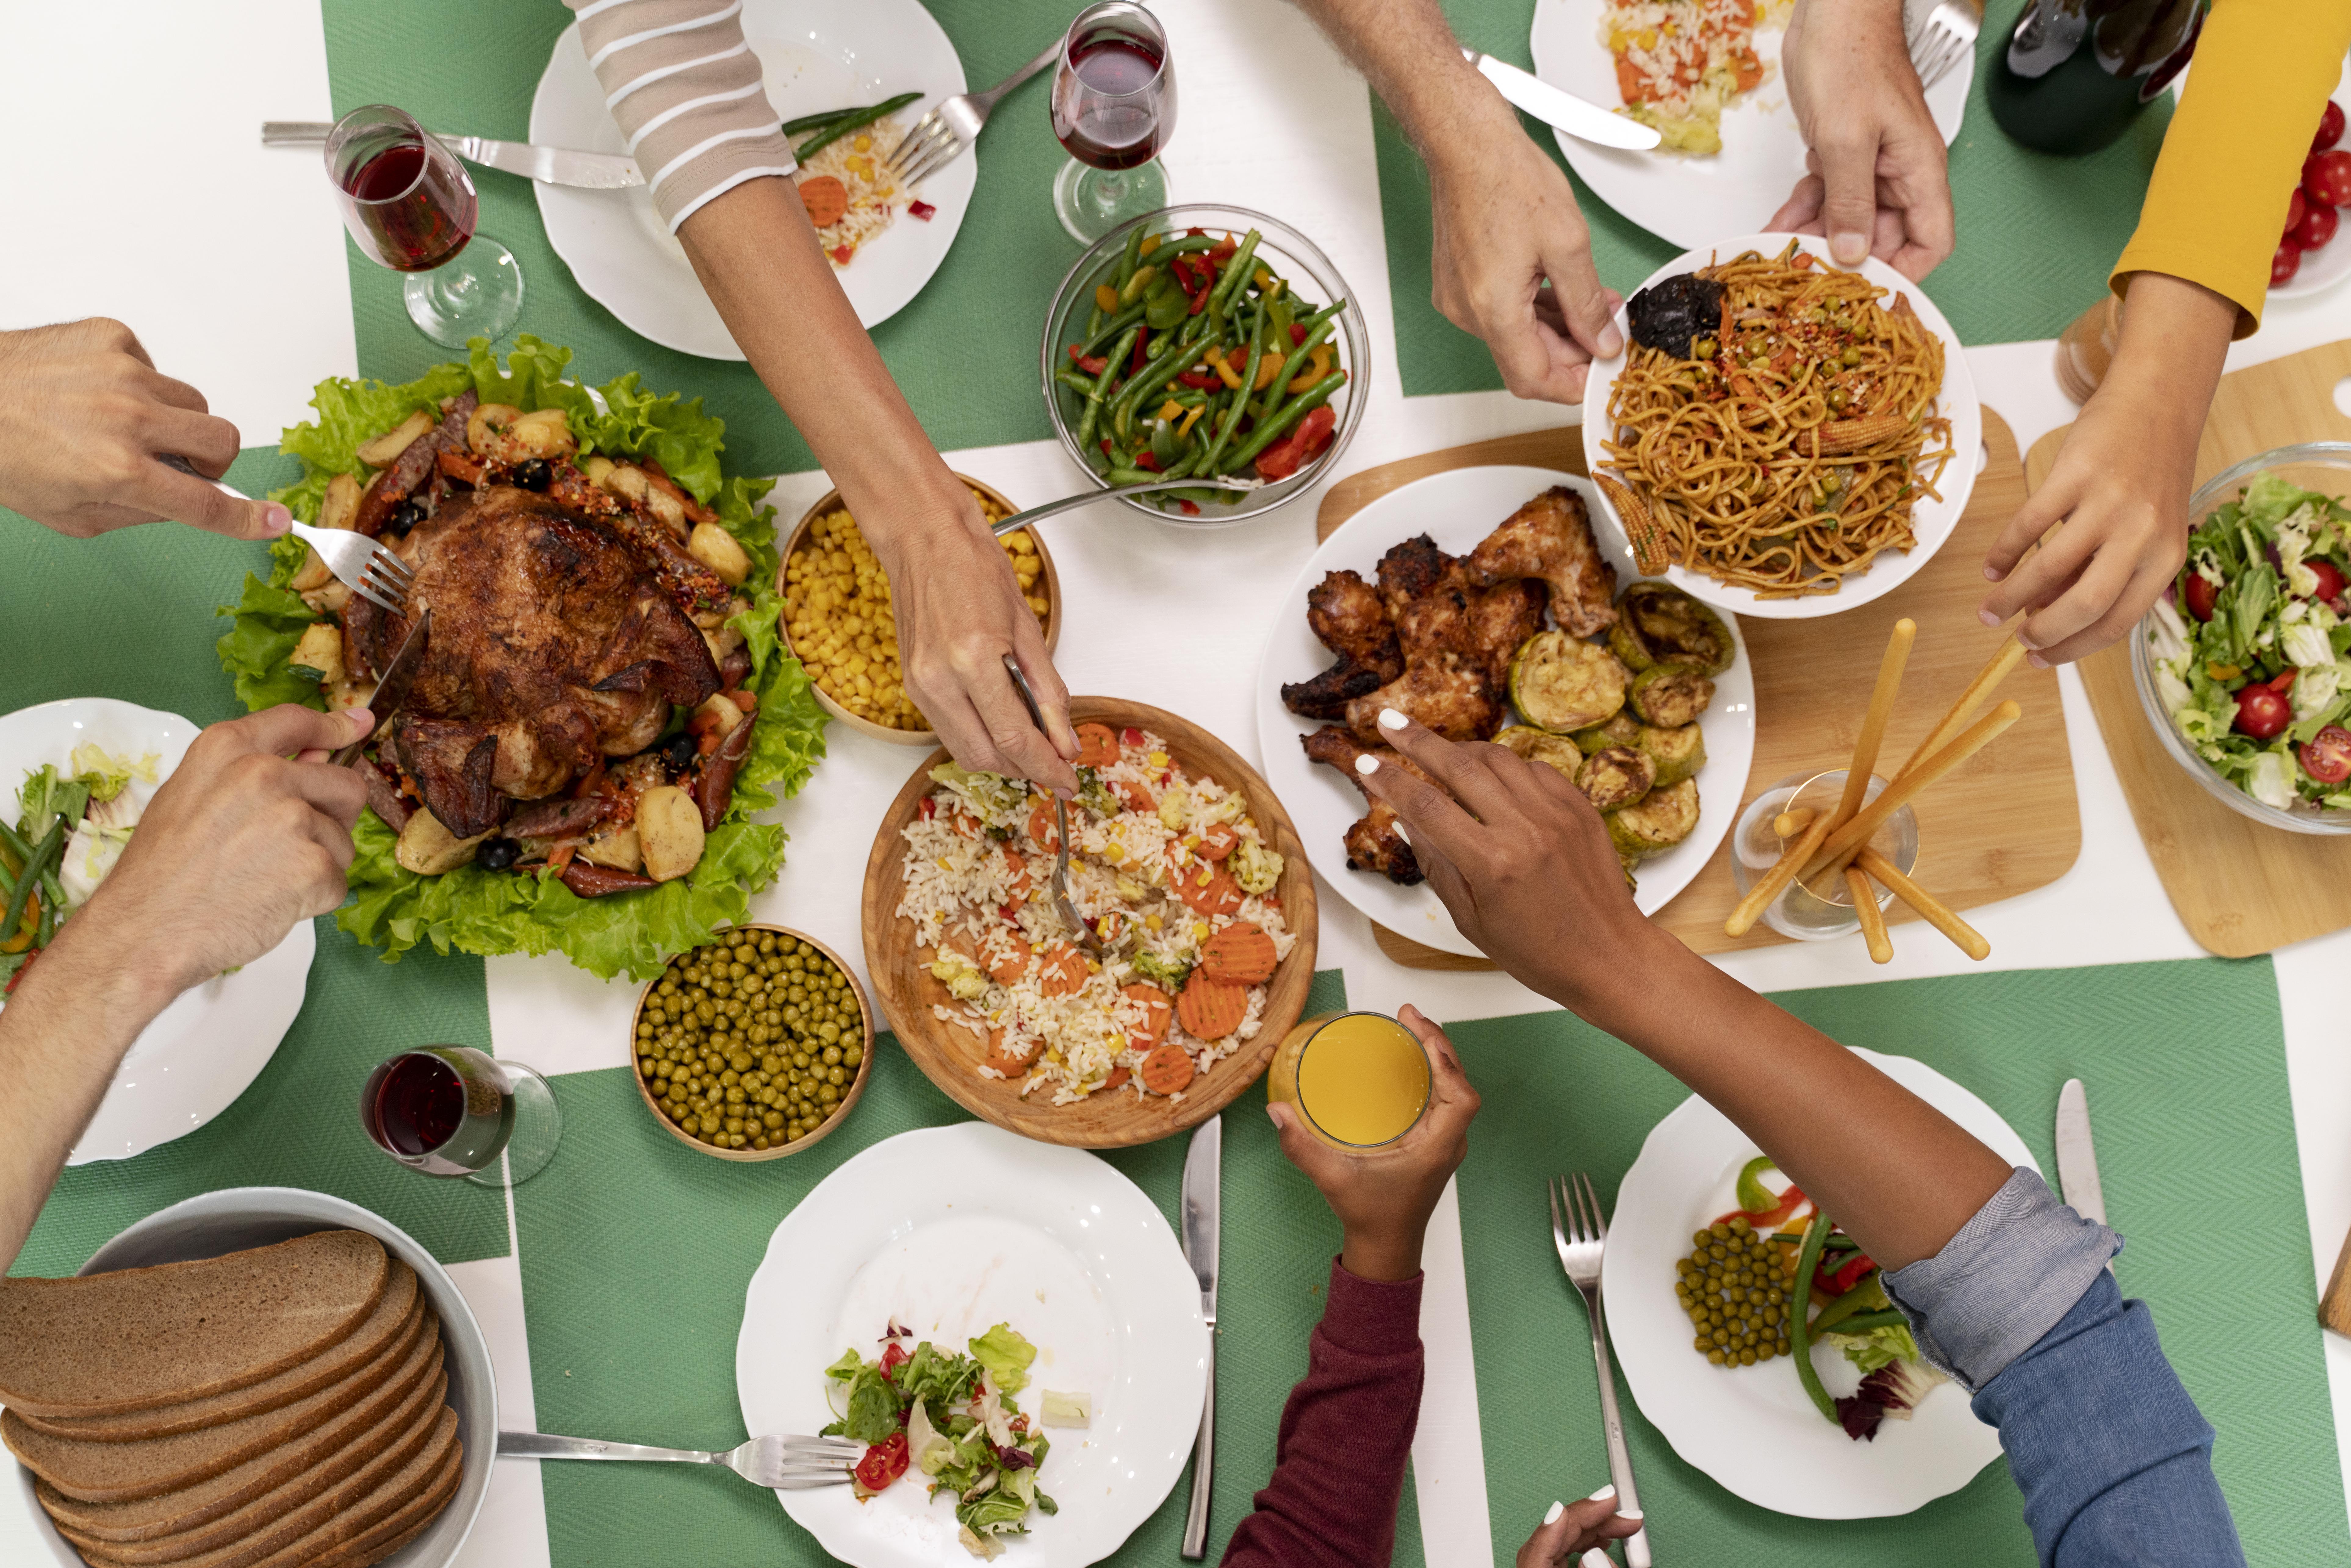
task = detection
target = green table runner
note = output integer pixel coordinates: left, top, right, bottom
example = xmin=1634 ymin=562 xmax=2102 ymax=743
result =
xmin=1380 ymin=0 xmax=2174 ymax=395
xmin=1446 ymin=956 xmax=2344 ymax=1566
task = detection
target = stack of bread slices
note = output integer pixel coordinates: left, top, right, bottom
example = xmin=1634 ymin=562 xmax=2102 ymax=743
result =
xmin=0 ymin=1230 xmax=462 ymax=1568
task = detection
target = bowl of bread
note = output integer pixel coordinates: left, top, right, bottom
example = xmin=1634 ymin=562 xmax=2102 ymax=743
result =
xmin=1 ymin=1189 xmax=493 ymax=1568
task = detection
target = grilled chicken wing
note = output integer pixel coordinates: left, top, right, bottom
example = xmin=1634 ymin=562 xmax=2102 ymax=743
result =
xmin=1465 ymin=486 xmax=1617 ymax=637
xmin=1302 ymin=725 xmax=1427 ymax=885
xmin=1343 ymin=535 xmax=1547 ymax=743
xmin=1282 ymin=569 xmax=1405 ymax=720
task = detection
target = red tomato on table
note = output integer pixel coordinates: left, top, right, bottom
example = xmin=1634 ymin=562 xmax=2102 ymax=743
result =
xmin=2235 ymin=683 xmax=2293 ymax=739
xmin=2316 ymin=99 xmax=2346 ymax=154
xmin=2273 ymin=241 xmax=2303 ymax=286
xmin=2296 ymin=202 xmax=2341 ymax=253
xmin=855 ymin=1431 xmax=910 ymax=1491
xmin=2302 ymin=725 xmax=2351 ymax=785
xmin=2306 ymin=149 xmax=2351 ymax=209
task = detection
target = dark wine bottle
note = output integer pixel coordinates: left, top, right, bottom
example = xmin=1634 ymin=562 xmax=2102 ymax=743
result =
xmin=1985 ymin=0 xmax=2203 ymax=156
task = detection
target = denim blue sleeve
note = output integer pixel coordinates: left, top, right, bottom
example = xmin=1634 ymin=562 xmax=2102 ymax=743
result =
xmin=1884 ymin=1169 xmax=2243 ymax=1568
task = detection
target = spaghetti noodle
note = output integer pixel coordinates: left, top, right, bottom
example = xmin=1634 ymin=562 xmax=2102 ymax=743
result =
xmin=1599 ymin=243 xmax=1954 ymax=599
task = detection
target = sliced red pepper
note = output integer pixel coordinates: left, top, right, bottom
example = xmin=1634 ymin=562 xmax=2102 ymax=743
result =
xmin=919 ymin=797 xmax=937 ymax=820
xmin=1120 ymin=726 xmax=1146 ymax=747
xmin=908 ymin=200 xmax=936 ymax=220
xmin=1252 ymin=405 xmax=1337 ymax=480
xmin=2271 ymin=667 xmax=2299 ymax=693
xmin=4 ymin=947 xmax=36 ymax=994
xmin=1076 ymin=355 xmax=1107 ymax=375
xmin=1131 ymin=330 xmax=1148 ymax=373
xmin=1186 ymin=226 xmax=1206 ymax=237
xmin=1178 ymin=499 xmax=1200 ymax=515
xmin=830 ymin=245 xmax=853 ymax=264
xmin=1188 ymin=287 xmax=1209 ymax=316
xmin=1176 ymin=371 xmax=1221 ymax=390
xmin=1099 ymin=438 xmax=1114 ymax=456
xmin=999 ymin=901 xmax=1022 ymax=925
xmin=1820 ymin=1252 xmax=1878 ymax=1296
xmin=1289 ymin=323 xmax=1308 ymax=346
xmin=1132 ymin=450 xmax=1161 ymax=472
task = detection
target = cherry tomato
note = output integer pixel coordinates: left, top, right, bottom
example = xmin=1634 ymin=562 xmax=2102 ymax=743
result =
xmin=2306 ymin=149 xmax=2351 ymax=209
xmin=2184 ymin=573 xmax=2218 ymax=622
xmin=855 ymin=1432 xmax=910 ymax=1492
xmin=2286 ymin=187 xmax=2308 ymax=240
xmin=2302 ymin=724 xmax=2351 ymax=785
xmin=2274 ymin=240 xmax=2303 ymax=286
xmin=878 ymin=1341 xmax=910 ymax=1380
xmin=2236 ymin=683 xmax=2293 ymax=739
xmin=2295 ymin=202 xmax=2341 ymax=253
xmin=2307 ymin=559 xmax=2348 ymax=602
xmin=2317 ymin=100 xmax=2347 ymax=154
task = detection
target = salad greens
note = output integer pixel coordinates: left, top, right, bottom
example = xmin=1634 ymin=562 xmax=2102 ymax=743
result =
xmin=1 ymin=745 xmax=157 ymax=987
xmin=823 ymin=1323 xmax=1075 ymax=1559
xmin=2148 ymin=473 xmax=2351 ymax=812
xmin=213 ymin=337 xmax=830 ymax=980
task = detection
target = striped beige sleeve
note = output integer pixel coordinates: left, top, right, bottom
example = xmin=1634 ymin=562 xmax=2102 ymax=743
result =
xmin=566 ymin=0 xmax=795 ymax=232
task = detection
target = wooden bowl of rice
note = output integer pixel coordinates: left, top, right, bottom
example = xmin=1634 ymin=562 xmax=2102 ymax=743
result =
xmin=780 ymin=476 xmax=1061 ymax=745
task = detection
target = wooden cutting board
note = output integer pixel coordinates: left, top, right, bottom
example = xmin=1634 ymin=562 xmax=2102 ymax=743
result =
xmin=2024 ymin=339 xmax=2351 ymax=959
xmin=1313 ymin=409 xmax=2081 ymax=969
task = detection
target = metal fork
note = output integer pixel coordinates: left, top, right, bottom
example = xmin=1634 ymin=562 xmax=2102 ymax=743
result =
xmin=1907 ymin=0 xmax=1981 ymax=91
xmin=1001 ymin=655 xmax=1110 ymax=959
xmin=158 ymin=454 xmax=413 ymax=613
xmin=496 ymin=1430 xmax=862 ymax=1488
xmin=1550 ymin=1173 xmax=1652 ymax=1568
xmin=885 ymin=38 xmax=1062 ymax=190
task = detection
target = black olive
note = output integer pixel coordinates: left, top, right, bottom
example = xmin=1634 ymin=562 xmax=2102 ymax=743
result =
xmin=513 ymin=458 xmax=552 ymax=491
xmin=1626 ymin=273 xmax=1726 ymax=361
xmin=476 ymin=837 xmax=520 ymax=871
xmin=662 ymin=732 xmax=699 ymax=773
xmin=382 ymin=498 xmax=427 ymax=538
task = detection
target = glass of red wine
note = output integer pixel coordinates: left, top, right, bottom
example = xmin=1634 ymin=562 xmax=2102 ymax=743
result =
xmin=326 ymin=105 xmax=523 ymax=347
xmin=360 ymin=1046 xmax=560 ymax=1188
xmin=1049 ymin=2 xmax=1178 ymax=242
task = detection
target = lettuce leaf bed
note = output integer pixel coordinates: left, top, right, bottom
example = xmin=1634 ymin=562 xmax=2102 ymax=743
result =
xmin=215 ymin=337 xmax=828 ymax=980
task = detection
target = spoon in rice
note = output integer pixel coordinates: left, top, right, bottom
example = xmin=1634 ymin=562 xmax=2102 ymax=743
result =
xmin=1002 ymin=655 xmax=1109 ymax=960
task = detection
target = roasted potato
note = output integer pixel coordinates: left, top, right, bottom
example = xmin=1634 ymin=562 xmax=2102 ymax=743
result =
xmin=1494 ymin=725 xmax=1584 ymax=781
xmin=466 ymin=403 xmax=525 ymax=458
xmin=290 ymin=472 xmax=364 ymax=593
xmin=1571 ymin=711 xmax=1642 ymax=757
xmin=1628 ymin=664 xmax=1716 ymax=728
xmin=1576 ymin=745 xmax=1658 ymax=811
xmin=355 ymin=408 xmax=434 ymax=468
xmin=603 ymin=462 xmax=652 ymax=504
xmin=695 ymin=691 xmax=744 ymax=739
xmin=289 ymin=622 xmax=345 ymax=685
xmin=580 ymin=823 xmax=643 ymax=873
xmin=1608 ymin=582 xmax=1735 ymax=677
xmin=1605 ymin=776 xmax=1700 ymax=858
xmin=1638 ymin=721 xmax=1707 ymax=787
xmin=688 ymin=521 xmax=751 ymax=587
xmin=637 ymin=786 xmax=706 ymax=882
xmin=396 ymin=808 xmax=489 ymax=875
xmin=1509 ymin=631 xmax=1629 ymax=734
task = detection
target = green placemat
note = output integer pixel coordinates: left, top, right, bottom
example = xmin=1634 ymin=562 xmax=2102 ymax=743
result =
xmin=509 ymin=971 xmax=1417 ymax=1568
xmin=1444 ymin=957 xmax=2342 ymax=1567
xmin=321 ymin=0 xmax=1096 ymax=480
xmin=1379 ymin=0 xmax=2173 ymax=395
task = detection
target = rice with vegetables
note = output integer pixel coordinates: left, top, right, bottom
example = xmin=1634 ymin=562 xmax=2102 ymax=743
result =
xmin=792 ymin=115 xmax=919 ymax=268
xmin=895 ymin=724 xmax=1294 ymax=1106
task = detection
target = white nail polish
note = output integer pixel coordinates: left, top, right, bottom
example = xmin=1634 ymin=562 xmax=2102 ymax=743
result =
xmin=1392 ymin=821 xmax=1410 ymax=846
xmin=1378 ymin=707 xmax=1408 ymax=730
xmin=1617 ymin=1509 xmax=1644 ymax=1522
xmin=1582 ymin=1550 xmax=1614 ymax=1568
xmin=1354 ymin=753 xmax=1379 ymax=776
xmin=1541 ymin=1501 xmax=1565 ymax=1526
xmin=1587 ymin=1485 xmax=1615 ymax=1502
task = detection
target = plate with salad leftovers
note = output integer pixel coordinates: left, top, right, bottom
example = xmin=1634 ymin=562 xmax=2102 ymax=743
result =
xmin=1603 ymin=1047 xmax=2037 ymax=1517
xmin=862 ymin=699 xmax=1318 ymax=1148
xmin=739 ymin=1121 xmax=1207 ymax=1566
xmin=2136 ymin=453 xmax=2351 ymax=833
xmin=0 ymin=699 xmax=313 ymax=1164
xmin=216 ymin=337 xmax=829 ymax=981
xmin=1526 ymin=0 xmax=1969 ymax=249
xmin=531 ymin=0 xmax=977 ymax=358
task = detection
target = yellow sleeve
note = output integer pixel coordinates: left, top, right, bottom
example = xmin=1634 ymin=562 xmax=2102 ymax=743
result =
xmin=2110 ymin=0 xmax=2351 ymax=338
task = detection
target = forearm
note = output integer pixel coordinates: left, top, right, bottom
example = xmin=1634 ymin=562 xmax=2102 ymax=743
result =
xmin=1287 ymin=0 xmax=1515 ymax=163
xmin=2097 ymin=272 xmax=2235 ymax=444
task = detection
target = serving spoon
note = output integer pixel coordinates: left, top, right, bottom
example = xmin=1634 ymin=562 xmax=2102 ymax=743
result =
xmin=1001 ymin=655 xmax=1108 ymax=959
xmin=987 ymin=477 xmax=1257 ymax=537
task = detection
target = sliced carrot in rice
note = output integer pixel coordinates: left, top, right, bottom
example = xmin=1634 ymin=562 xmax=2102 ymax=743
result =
xmin=1114 ymin=779 xmax=1157 ymax=814
xmin=1002 ymin=847 xmax=1032 ymax=899
xmin=1121 ymin=983 xmax=1173 ymax=1044
xmin=1028 ymin=800 xmax=1061 ymax=853
xmin=1075 ymin=723 xmax=1120 ymax=767
xmin=1103 ymin=1064 xmax=1132 ymax=1092
xmin=982 ymin=934 xmax=1028 ymax=985
xmin=984 ymin=1026 xmax=1041 ymax=1076
xmin=1176 ymin=973 xmax=1248 ymax=1041
xmin=1196 ymin=823 xmax=1239 ymax=861
xmin=1172 ymin=859 xmax=1246 ymax=917
xmin=1038 ymin=944 xmax=1088 ymax=998
xmin=796 ymin=175 xmax=849 ymax=228
xmin=1140 ymin=1043 xmax=1197 ymax=1095
xmin=1200 ymin=922 xmax=1276 ymax=985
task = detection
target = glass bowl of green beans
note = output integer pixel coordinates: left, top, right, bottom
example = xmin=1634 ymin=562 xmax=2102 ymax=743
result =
xmin=628 ymin=925 xmax=875 ymax=1160
xmin=1040 ymin=204 xmax=1371 ymax=527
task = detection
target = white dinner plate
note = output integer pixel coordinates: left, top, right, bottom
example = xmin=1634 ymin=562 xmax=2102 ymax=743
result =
xmin=1253 ymin=466 xmax=1756 ymax=959
xmin=1529 ymin=0 xmax=1970 ymax=250
xmin=0 ymin=699 xmax=313 ymax=1165
xmin=531 ymin=0 xmax=977 ymax=358
xmin=1604 ymin=1047 xmax=2036 ymax=1517
xmin=1580 ymin=233 xmax=1983 ymax=620
xmin=737 ymin=1122 xmax=1208 ymax=1567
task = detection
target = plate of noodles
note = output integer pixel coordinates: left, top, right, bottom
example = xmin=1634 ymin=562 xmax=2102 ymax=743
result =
xmin=1581 ymin=234 xmax=1979 ymax=620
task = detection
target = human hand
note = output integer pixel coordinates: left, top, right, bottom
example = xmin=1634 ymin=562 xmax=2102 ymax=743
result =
xmin=72 ymin=706 xmax=375 ymax=1005
xmin=1423 ymin=98 xmax=1624 ymax=404
xmin=0 ymin=320 xmax=290 ymax=541
xmin=1268 ymin=1005 xmax=1479 ymax=1282
xmin=1514 ymin=1487 xmax=1644 ymax=1568
xmin=870 ymin=487 xmax=1079 ymax=794
xmin=1769 ymin=0 xmax=1953 ymax=279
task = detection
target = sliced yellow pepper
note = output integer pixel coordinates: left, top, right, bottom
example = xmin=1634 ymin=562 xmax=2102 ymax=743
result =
xmin=1177 ymin=403 xmax=1208 ymax=439
xmin=1139 ymin=233 xmax=1160 ymax=257
xmin=1287 ymin=344 xmax=1334 ymax=394
xmin=1213 ymin=357 xmax=1244 ymax=390
xmin=1095 ymin=283 xmax=1119 ymax=313
xmin=1252 ymin=352 xmax=1282 ymax=391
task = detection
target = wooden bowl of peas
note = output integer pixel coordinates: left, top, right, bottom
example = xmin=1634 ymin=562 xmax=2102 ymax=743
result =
xmin=628 ymin=925 xmax=875 ymax=1160
xmin=779 ymin=475 xmax=1061 ymax=746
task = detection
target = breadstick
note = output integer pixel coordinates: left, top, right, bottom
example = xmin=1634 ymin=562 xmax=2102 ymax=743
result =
xmin=1801 ymin=700 xmax=2023 ymax=884
xmin=1773 ymin=805 xmax=1817 ymax=839
xmin=1858 ymin=846 xmax=1990 ymax=961
xmin=1830 ymin=618 xmax=1915 ymax=830
xmin=1896 ymin=636 xmax=2026 ymax=781
xmin=1725 ymin=811 xmax=1835 ymax=938
xmin=1846 ymin=865 xmax=1893 ymax=963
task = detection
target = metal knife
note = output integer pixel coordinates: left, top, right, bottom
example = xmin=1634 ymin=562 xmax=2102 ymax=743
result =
xmin=1178 ymin=1115 xmax=1222 ymax=1560
xmin=2055 ymin=1077 xmax=2108 ymax=1227
xmin=261 ymin=122 xmax=644 ymax=189
xmin=1461 ymin=50 xmax=1664 ymax=151
xmin=334 ymin=609 xmax=431 ymax=768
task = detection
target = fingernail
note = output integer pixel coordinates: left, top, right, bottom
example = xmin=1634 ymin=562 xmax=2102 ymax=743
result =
xmin=1378 ymin=708 xmax=1408 ymax=731
xmin=1983 ymin=565 xmax=2005 ymax=583
xmin=2028 ymin=652 xmax=2049 ymax=669
xmin=264 ymin=504 xmax=292 ymax=536
xmin=1542 ymin=1501 xmax=1565 ymax=1527
xmin=1582 ymin=1551 xmax=1614 ymax=1568
xmin=1596 ymin=324 xmax=1624 ymax=357
xmin=1392 ymin=821 xmax=1411 ymax=846
xmin=1831 ymin=231 xmax=1868 ymax=266
xmin=1266 ymin=1105 xmax=1282 ymax=1127
xmin=1355 ymin=753 xmax=1380 ymax=776
xmin=1587 ymin=1485 xmax=1615 ymax=1503
xmin=1617 ymin=1509 xmax=1644 ymax=1522
xmin=2014 ymin=628 xmax=2040 ymax=650
xmin=1976 ymin=608 xmax=1998 ymax=627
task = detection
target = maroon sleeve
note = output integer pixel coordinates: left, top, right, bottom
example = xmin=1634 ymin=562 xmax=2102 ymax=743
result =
xmin=1220 ymin=1259 xmax=1425 ymax=1568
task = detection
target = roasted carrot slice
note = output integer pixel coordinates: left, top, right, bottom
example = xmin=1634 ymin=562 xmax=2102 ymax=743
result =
xmin=796 ymin=175 xmax=849 ymax=228
xmin=1174 ymin=862 xmax=1246 ymax=917
xmin=1075 ymin=723 xmax=1120 ymax=767
xmin=1196 ymin=823 xmax=1239 ymax=861
xmin=1002 ymin=847 xmax=1032 ymax=900
xmin=1140 ymin=1043 xmax=1197 ymax=1095
xmin=1176 ymin=974 xmax=1248 ymax=1041
xmin=1200 ymin=922 xmax=1276 ymax=985
xmin=981 ymin=934 xmax=1027 ymax=985
xmin=1121 ymin=983 xmax=1173 ymax=1044
xmin=1028 ymin=800 xmax=1062 ymax=854
xmin=1039 ymin=944 xmax=1088 ymax=998
xmin=1103 ymin=1064 xmax=1132 ymax=1092
xmin=1114 ymin=779 xmax=1157 ymax=815
xmin=984 ymin=1026 xmax=1041 ymax=1076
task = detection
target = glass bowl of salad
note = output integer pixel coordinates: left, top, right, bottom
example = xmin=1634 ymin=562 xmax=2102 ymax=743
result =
xmin=1039 ymin=204 xmax=1370 ymax=527
xmin=2131 ymin=442 xmax=2351 ymax=835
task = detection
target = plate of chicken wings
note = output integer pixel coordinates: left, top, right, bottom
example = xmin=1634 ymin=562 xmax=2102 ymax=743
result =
xmin=1253 ymin=467 xmax=1755 ymax=957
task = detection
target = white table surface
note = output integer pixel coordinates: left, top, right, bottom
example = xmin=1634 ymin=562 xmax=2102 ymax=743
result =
xmin=7 ymin=4 xmax=2351 ymax=1564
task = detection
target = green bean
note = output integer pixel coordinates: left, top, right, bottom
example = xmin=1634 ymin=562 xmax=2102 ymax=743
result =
xmin=1104 ymin=466 xmax=1160 ymax=486
xmin=1262 ymin=301 xmax=1347 ymax=419
xmin=1148 ymin=235 xmax=1222 ymax=261
xmin=1209 ymin=228 xmax=1262 ymax=318
xmin=0 ymin=820 xmax=32 ymax=862
xmin=791 ymin=92 xmax=923 ymax=161
xmin=0 ymin=822 xmax=60 ymax=952
xmin=1818 ymin=1309 xmax=1907 ymax=1336
xmin=1806 ymin=1273 xmax=1884 ymax=1335
xmin=1788 ymin=1213 xmax=1838 ymax=1423
xmin=1053 ymin=369 xmax=1099 ymax=395
xmin=1085 ymin=305 xmax=1104 ymax=336
xmin=1113 ymin=226 xmax=1147 ymax=293
xmin=1202 ymin=297 xmax=1264 ymax=475
xmin=1074 ymin=325 xmax=1139 ymax=455
xmin=1071 ymin=300 xmax=1148 ymax=364
xmin=1117 ymin=264 xmax=1160 ymax=307
xmin=1110 ymin=333 xmax=1215 ymax=440
xmin=1222 ymin=371 xmax=1347 ymax=473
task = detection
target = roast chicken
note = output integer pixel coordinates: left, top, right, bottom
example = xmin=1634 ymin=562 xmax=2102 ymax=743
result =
xmin=1300 ymin=725 xmax=1425 ymax=886
xmin=1464 ymin=485 xmax=1618 ymax=638
xmin=1339 ymin=534 xmax=1545 ymax=745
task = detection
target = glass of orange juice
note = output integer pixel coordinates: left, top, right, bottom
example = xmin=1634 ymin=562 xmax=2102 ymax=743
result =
xmin=1265 ymin=1011 xmax=1432 ymax=1151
